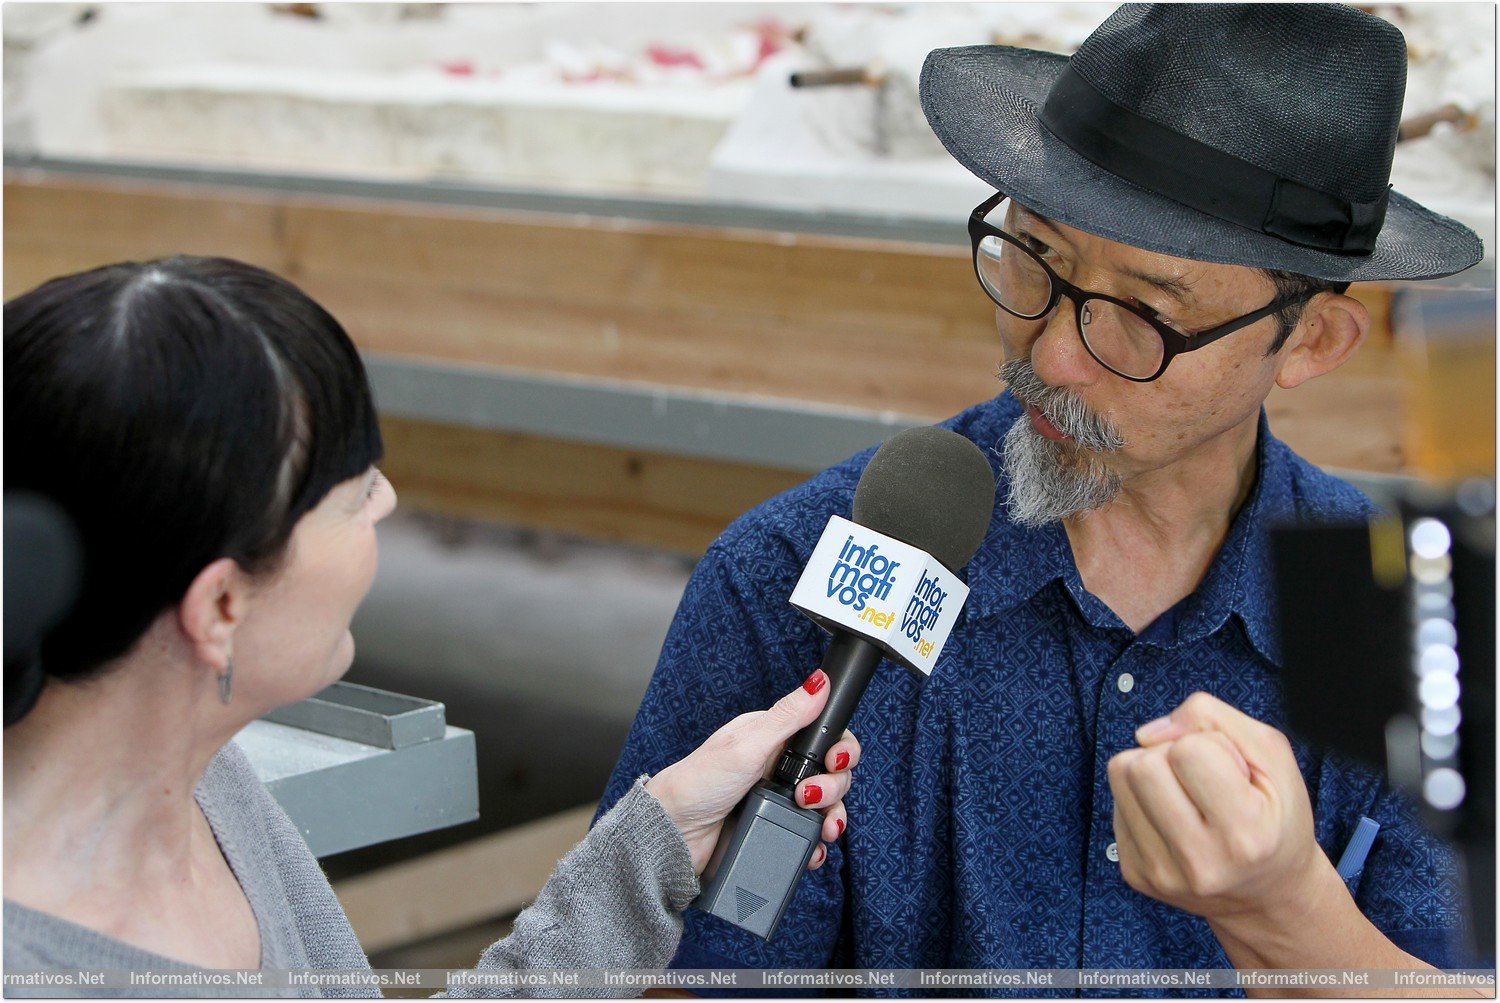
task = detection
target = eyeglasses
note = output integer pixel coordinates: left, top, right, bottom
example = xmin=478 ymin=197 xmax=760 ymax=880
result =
xmin=968 ymin=191 xmax=1303 ymax=383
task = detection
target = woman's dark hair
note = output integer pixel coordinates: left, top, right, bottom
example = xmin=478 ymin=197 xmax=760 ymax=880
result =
xmin=4 ymin=256 xmax=383 ymax=723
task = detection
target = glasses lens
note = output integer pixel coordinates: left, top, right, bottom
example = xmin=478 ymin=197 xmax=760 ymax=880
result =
xmin=974 ymin=233 xmax=1052 ymax=319
xmin=1079 ymin=298 xmax=1167 ymax=380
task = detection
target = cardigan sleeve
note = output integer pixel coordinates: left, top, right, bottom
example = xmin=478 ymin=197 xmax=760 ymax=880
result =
xmin=441 ymin=777 xmax=698 ymax=999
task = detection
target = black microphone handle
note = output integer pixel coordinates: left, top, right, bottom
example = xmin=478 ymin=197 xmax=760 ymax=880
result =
xmin=772 ymin=630 xmax=886 ymax=788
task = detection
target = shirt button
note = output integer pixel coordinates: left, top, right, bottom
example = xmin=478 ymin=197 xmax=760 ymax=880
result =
xmin=1106 ymin=842 xmax=1119 ymax=862
xmin=1116 ymin=672 xmax=1135 ymax=693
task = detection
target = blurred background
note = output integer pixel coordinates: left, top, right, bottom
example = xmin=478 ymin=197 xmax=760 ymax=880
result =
xmin=4 ymin=1 xmax=1494 ymax=978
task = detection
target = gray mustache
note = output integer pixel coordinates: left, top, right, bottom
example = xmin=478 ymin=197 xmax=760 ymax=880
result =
xmin=999 ymin=358 xmax=1125 ymax=451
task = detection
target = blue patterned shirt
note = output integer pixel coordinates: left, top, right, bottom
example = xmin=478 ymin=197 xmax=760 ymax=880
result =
xmin=596 ymin=392 xmax=1464 ymax=995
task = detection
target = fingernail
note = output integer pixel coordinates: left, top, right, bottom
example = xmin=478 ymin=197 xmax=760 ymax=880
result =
xmin=815 ymin=845 xmax=826 ymax=863
xmin=835 ymin=818 xmax=845 ymax=836
xmin=802 ymin=783 xmax=822 ymax=806
xmin=1136 ymin=716 xmax=1173 ymax=742
xmin=802 ymin=669 xmax=828 ymax=695
xmin=834 ymin=750 xmax=850 ymax=771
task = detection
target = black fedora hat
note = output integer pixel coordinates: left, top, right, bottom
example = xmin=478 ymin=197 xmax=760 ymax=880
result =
xmin=920 ymin=4 xmax=1484 ymax=282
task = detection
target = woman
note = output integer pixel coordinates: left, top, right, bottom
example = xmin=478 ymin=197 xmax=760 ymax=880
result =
xmin=3 ymin=256 xmax=859 ymax=995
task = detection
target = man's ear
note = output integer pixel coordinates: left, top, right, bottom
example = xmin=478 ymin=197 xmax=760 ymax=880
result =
xmin=1273 ymin=291 xmax=1369 ymax=391
xmin=177 ymin=557 xmax=248 ymax=670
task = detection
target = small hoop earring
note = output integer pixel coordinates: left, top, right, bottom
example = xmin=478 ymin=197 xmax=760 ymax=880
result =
xmin=219 ymin=659 xmax=234 ymax=706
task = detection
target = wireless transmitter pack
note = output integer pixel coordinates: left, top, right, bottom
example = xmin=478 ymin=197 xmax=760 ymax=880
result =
xmin=692 ymin=426 xmax=995 ymax=939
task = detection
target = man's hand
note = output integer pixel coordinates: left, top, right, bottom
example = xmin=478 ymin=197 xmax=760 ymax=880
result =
xmin=1107 ymin=691 xmax=1334 ymax=926
xmin=1106 ymin=692 xmax=1478 ymax=998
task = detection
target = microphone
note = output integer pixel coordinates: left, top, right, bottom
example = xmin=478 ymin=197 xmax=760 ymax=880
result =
xmin=5 ymin=492 xmax=84 ymax=725
xmin=693 ymin=427 xmax=995 ymax=939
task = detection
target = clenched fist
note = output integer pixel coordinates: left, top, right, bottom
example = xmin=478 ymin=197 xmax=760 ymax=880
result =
xmin=1107 ymin=691 xmax=1329 ymax=925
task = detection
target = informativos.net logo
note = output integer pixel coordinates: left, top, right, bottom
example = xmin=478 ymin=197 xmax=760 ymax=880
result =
xmin=789 ymin=515 xmax=970 ymax=677
xmin=826 ymin=536 xmax=901 ymax=612
xmin=901 ymin=572 xmax=948 ymax=658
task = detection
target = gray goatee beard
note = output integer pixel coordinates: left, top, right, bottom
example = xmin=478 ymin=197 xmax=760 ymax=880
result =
xmin=998 ymin=357 xmax=1126 ymax=528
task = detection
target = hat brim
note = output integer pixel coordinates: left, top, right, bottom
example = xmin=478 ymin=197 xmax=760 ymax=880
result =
xmin=919 ymin=45 xmax=1484 ymax=282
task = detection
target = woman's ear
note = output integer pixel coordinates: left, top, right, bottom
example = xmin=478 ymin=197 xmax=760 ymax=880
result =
xmin=177 ymin=557 xmax=248 ymax=670
xmin=1273 ymin=291 xmax=1369 ymax=391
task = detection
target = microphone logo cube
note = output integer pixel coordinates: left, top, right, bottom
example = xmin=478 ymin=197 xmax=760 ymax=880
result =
xmin=789 ymin=515 xmax=969 ymax=676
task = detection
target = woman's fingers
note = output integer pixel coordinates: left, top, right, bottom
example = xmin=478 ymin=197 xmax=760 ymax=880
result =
xmin=820 ymin=800 xmax=848 ymax=843
xmin=825 ymin=730 xmax=861 ymax=773
xmin=796 ymin=768 xmax=851 ymax=810
xmin=805 ymin=801 xmax=850 ymax=870
xmin=745 ymin=669 xmax=831 ymax=770
xmin=755 ymin=670 xmax=834 ymax=778
xmin=794 ymin=729 xmax=859 ymax=809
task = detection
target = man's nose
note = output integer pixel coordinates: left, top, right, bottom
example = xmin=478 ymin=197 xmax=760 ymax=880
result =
xmin=1028 ymin=296 xmax=1102 ymax=389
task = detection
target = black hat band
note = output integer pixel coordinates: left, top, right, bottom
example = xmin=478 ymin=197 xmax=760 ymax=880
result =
xmin=1039 ymin=66 xmax=1389 ymax=255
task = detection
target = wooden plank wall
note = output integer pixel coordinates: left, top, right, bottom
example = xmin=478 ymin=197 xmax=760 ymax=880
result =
xmin=3 ymin=174 xmax=1009 ymax=415
xmin=4 ymin=172 xmax=1417 ymax=552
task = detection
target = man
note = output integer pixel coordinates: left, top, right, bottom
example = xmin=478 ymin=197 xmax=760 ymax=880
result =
xmin=597 ymin=4 xmax=1483 ymax=992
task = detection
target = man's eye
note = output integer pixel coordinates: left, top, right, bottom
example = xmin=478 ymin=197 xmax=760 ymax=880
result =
xmin=1017 ymin=233 xmax=1053 ymax=257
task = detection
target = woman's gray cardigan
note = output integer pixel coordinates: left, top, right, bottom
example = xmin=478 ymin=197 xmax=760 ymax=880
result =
xmin=4 ymin=741 xmax=700 ymax=997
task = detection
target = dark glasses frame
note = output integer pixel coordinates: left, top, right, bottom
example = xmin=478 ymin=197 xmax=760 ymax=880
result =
xmin=968 ymin=191 xmax=1305 ymax=382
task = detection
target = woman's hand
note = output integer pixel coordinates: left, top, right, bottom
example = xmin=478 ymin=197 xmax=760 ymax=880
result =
xmin=644 ymin=669 xmax=860 ymax=874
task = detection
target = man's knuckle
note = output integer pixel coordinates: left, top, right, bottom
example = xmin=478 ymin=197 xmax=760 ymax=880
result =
xmin=1167 ymin=736 xmax=1202 ymax=768
xmin=1134 ymin=757 xmax=1166 ymax=787
xmin=1225 ymin=829 xmax=1260 ymax=866
xmin=1144 ymin=860 xmax=1177 ymax=895
xmin=1233 ymin=797 xmax=1263 ymax=832
xmin=1184 ymin=859 xmax=1227 ymax=898
xmin=1119 ymin=859 xmax=1147 ymax=893
xmin=1252 ymin=829 xmax=1279 ymax=864
xmin=1183 ymin=691 xmax=1217 ymax=715
xmin=1141 ymin=749 xmax=1175 ymax=782
xmin=1206 ymin=732 xmax=1239 ymax=759
xmin=1178 ymin=855 xmax=1207 ymax=896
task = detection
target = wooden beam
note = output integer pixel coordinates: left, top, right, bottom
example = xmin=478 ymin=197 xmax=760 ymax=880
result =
xmin=4 ymin=169 xmax=1426 ymax=526
xmin=379 ymin=416 xmax=804 ymax=555
xmin=2 ymin=173 xmax=1003 ymax=417
xmin=333 ymin=803 xmax=596 ymax=955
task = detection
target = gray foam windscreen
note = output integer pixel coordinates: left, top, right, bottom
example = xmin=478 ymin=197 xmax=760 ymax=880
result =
xmin=851 ymin=427 xmax=996 ymax=573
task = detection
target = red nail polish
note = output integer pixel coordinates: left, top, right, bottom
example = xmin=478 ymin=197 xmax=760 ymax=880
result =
xmin=803 ymin=669 xmax=828 ymax=695
xmin=835 ymin=818 xmax=845 ymax=836
xmin=834 ymin=750 xmax=850 ymax=771
xmin=803 ymin=783 xmax=822 ymax=806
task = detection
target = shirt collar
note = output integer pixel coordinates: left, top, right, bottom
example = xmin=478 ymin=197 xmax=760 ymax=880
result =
xmin=965 ymin=395 xmax=1291 ymax=663
xmin=1176 ymin=407 xmax=1290 ymax=662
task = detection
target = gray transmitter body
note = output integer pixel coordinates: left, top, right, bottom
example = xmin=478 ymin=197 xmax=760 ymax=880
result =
xmin=691 ymin=782 xmax=823 ymax=939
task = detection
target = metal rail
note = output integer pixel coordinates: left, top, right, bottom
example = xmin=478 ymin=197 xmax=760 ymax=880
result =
xmin=238 ymin=682 xmax=479 ymax=858
xmin=3 ymin=153 xmax=969 ymax=246
xmin=366 ymin=354 xmax=925 ymax=472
